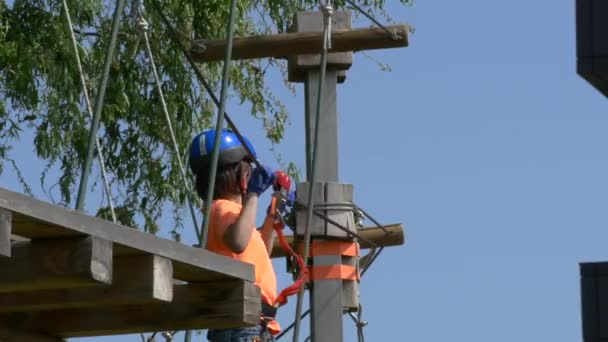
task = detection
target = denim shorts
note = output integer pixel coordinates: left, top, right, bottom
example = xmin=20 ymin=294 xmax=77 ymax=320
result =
xmin=207 ymin=322 xmax=276 ymax=342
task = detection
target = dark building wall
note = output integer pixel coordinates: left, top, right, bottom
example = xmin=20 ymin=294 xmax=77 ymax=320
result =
xmin=577 ymin=0 xmax=608 ymax=97
xmin=580 ymin=262 xmax=608 ymax=342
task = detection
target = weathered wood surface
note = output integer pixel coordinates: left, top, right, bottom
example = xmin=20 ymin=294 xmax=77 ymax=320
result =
xmin=0 ymin=188 xmax=254 ymax=282
xmin=190 ymin=25 xmax=409 ymax=63
xmin=0 ymin=329 xmax=66 ymax=342
xmin=0 ymin=209 xmax=10 ymax=257
xmin=0 ymin=237 xmax=112 ymax=293
xmin=271 ymin=223 xmax=405 ymax=258
xmin=2 ymin=280 xmax=261 ymax=338
xmin=0 ymin=255 xmax=173 ymax=312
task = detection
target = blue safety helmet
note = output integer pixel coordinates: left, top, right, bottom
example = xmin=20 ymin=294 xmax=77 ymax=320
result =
xmin=189 ymin=129 xmax=257 ymax=175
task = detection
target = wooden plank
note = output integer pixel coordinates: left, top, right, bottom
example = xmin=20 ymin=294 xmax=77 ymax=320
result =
xmin=0 ymin=188 xmax=254 ymax=282
xmin=0 ymin=209 xmax=10 ymax=257
xmin=0 ymin=236 xmax=112 ymax=293
xmin=0 ymin=329 xmax=66 ymax=342
xmin=0 ymin=255 xmax=173 ymax=312
xmin=2 ymin=280 xmax=261 ymax=338
xmin=271 ymin=223 xmax=404 ymax=258
xmin=12 ymin=213 xmax=83 ymax=239
xmin=190 ymin=25 xmax=409 ymax=63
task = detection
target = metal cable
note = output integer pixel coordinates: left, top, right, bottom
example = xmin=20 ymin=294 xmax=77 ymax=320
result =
xmin=292 ymin=2 xmax=333 ymax=341
xmin=277 ymin=309 xmax=311 ymax=340
xmin=356 ymin=304 xmax=366 ymax=342
xmin=139 ymin=10 xmax=200 ymax=238
xmin=75 ymin=0 xmax=126 ymax=211
xmin=199 ymin=0 xmax=239 ymax=249
xmin=345 ymin=0 xmax=401 ymax=41
xmin=61 ymin=0 xmax=117 ymax=223
xmin=149 ymin=0 xmax=261 ymax=172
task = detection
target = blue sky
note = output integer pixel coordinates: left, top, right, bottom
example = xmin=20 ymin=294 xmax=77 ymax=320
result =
xmin=4 ymin=0 xmax=608 ymax=341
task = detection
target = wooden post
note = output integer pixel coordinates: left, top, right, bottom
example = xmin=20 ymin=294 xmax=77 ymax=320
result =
xmin=289 ymin=11 xmax=351 ymax=342
xmin=0 ymin=237 xmax=112 ymax=292
xmin=0 ymin=209 xmax=10 ymax=257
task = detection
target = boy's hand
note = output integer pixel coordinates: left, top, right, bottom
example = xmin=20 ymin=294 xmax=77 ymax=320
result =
xmin=247 ymin=164 xmax=275 ymax=196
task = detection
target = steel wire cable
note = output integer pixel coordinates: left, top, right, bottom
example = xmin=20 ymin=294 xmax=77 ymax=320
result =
xmin=61 ymin=0 xmax=117 ymax=222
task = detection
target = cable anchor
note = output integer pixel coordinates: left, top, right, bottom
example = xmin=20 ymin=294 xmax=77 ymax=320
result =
xmin=132 ymin=0 xmax=149 ymax=32
xmin=321 ymin=1 xmax=334 ymax=49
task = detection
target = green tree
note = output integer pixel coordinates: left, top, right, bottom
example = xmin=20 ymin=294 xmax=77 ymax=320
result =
xmin=0 ymin=0 xmax=409 ymax=238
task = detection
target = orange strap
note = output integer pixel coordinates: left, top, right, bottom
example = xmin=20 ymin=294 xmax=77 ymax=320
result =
xmin=310 ymin=264 xmax=360 ymax=281
xmin=273 ymin=217 xmax=309 ymax=308
xmin=298 ymin=241 xmax=360 ymax=257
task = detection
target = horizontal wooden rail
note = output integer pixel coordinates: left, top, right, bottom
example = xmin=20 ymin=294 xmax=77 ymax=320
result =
xmin=1 ymin=280 xmax=261 ymax=338
xmin=0 ymin=237 xmax=112 ymax=293
xmin=0 ymin=188 xmax=254 ymax=283
xmin=0 ymin=329 xmax=66 ymax=342
xmin=0 ymin=255 xmax=173 ymax=312
xmin=190 ymin=25 xmax=409 ymax=63
xmin=270 ymin=223 xmax=405 ymax=258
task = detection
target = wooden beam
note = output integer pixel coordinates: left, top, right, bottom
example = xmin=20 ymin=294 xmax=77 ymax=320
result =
xmin=0 ymin=255 xmax=173 ymax=312
xmin=0 ymin=209 xmax=10 ymax=257
xmin=3 ymin=280 xmax=261 ymax=338
xmin=0 ymin=188 xmax=254 ymax=282
xmin=270 ymin=223 xmax=404 ymax=258
xmin=0 ymin=236 xmax=112 ymax=293
xmin=0 ymin=329 xmax=66 ymax=342
xmin=190 ymin=25 xmax=409 ymax=63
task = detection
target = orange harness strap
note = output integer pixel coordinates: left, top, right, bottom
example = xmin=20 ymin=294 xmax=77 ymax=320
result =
xmin=272 ymin=216 xmax=309 ymax=308
xmin=305 ymin=240 xmax=361 ymax=282
xmin=270 ymin=197 xmax=361 ymax=306
xmin=310 ymin=264 xmax=360 ymax=281
xmin=305 ymin=240 xmax=360 ymax=257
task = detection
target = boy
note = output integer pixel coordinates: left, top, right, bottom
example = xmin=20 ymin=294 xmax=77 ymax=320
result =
xmin=189 ymin=129 xmax=281 ymax=342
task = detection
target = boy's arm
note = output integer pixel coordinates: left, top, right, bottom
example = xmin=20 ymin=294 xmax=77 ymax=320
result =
xmin=223 ymin=193 xmax=258 ymax=254
xmin=260 ymin=214 xmax=276 ymax=255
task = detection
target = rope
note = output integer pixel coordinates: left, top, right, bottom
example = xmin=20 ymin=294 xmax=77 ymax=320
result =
xmin=345 ymin=0 xmax=402 ymax=41
xmin=149 ymin=0 xmax=261 ymax=171
xmin=61 ymin=0 xmax=117 ymax=223
xmin=135 ymin=1 xmax=200 ymax=237
xmin=199 ymin=0 xmax=240 ymax=249
xmin=273 ymin=217 xmax=308 ymax=308
xmin=75 ymin=0 xmax=126 ymax=211
xmin=292 ymin=2 xmax=333 ymax=341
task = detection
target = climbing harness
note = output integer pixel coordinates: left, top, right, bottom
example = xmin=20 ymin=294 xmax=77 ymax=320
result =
xmin=269 ymin=172 xmax=308 ymax=310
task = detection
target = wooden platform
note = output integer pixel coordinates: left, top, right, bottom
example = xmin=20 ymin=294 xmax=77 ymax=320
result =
xmin=0 ymin=188 xmax=260 ymax=340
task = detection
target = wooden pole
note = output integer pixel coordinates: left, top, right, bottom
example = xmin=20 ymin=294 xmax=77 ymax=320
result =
xmin=270 ymin=224 xmax=404 ymax=259
xmin=190 ymin=25 xmax=409 ymax=63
